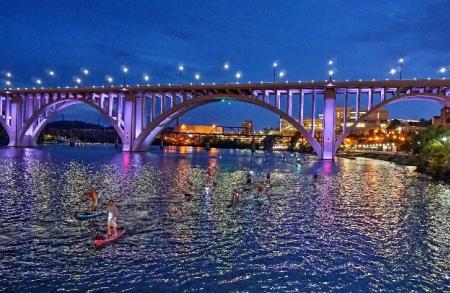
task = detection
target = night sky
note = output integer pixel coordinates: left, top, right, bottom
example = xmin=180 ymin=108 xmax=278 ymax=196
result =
xmin=1 ymin=0 xmax=449 ymax=128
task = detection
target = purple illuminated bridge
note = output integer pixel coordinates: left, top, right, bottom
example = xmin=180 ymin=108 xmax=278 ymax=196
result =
xmin=1 ymin=80 xmax=449 ymax=159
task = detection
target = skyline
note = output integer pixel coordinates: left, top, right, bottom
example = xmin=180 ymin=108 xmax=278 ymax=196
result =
xmin=1 ymin=0 xmax=449 ymax=128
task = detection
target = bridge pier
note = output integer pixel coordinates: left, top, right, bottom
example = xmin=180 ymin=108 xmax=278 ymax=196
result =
xmin=322 ymin=87 xmax=336 ymax=160
xmin=122 ymin=94 xmax=136 ymax=151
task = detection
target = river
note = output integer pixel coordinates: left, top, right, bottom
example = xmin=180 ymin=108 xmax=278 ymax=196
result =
xmin=0 ymin=145 xmax=449 ymax=291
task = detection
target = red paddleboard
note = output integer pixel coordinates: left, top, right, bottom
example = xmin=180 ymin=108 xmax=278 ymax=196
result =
xmin=94 ymin=228 xmax=126 ymax=247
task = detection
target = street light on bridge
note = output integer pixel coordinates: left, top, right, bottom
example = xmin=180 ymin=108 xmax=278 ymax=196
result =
xmin=195 ymin=73 xmax=200 ymax=84
xmin=5 ymin=72 xmax=12 ymax=79
xmin=272 ymin=62 xmax=278 ymax=82
xmin=143 ymin=74 xmax=150 ymax=85
xmin=279 ymin=70 xmax=286 ymax=81
xmin=35 ymin=79 xmax=42 ymax=86
xmin=235 ymin=71 xmax=241 ymax=83
xmin=122 ymin=66 xmax=128 ymax=86
xmin=74 ymin=77 xmax=82 ymax=87
xmin=106 ymin=75 xmax=113 ymax=85
xmin=47 ymin=70 xmax=56 ymax=87
xmin=328 ymin=70 xmax=334 ymax=82
xmin=398 ymin=58 xmax=404 ymax=80
xmin=5 ymin=80 xmax=12 ymax=89
xmin=224 ymin=62 xmax=230 ymax=84
xmin=439 ymin=67 xmax=447 ymax=79
xmin=81 ymin=69 xmax=89 ymax=86
xmin=389 ymin=68 xmax=396 ymax=79
xmin=178 ymin=65 xmax=184 ymax=83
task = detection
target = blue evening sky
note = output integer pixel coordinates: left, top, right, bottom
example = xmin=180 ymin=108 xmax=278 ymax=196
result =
xmin=1 ymin=0 xmax=448 ymax=128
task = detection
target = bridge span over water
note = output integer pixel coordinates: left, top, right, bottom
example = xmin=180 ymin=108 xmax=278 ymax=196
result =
xmin=1 ymin=79 xmax=449 ymax=159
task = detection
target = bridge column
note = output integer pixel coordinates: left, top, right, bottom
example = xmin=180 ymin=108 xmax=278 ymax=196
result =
xmin=7 ymin=95 xmax=23 ymax=147
xmin=122 ymin=94 xmax=136 ymax=152
xmin=322 ymin=87 xmax=336 ymax=160
xmin=135 ymin=95 xmax=144 ymax=137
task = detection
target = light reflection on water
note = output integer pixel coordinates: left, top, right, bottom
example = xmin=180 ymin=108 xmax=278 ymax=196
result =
xmin=0 ymin=145 xmax=449 ymax=291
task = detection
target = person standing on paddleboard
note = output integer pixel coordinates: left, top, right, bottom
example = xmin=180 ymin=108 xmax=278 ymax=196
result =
xmin=84 ymin=190 xmax=98 ymax=211
xmin=107 ymin=200 xmax=118 ymax=236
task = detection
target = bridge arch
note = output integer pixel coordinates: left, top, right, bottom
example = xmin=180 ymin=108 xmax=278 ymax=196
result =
xmin=18 ymin=97 xmax=124 ymax=146
xmin=133 ymin=93 xmax=322 ymax=156
xmin=335 ymin=93 xmax=450 ymax=154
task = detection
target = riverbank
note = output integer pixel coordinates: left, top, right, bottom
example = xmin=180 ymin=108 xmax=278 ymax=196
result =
xmin=339 ymin=151 xmax=449 ymax=183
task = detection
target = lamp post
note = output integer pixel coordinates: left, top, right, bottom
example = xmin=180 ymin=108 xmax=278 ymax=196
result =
xmin=82 ymin=68 xmax=89 ymax=87
xmin=143 ymin=74 xmax=150 ymax=85
xmin=178 ymin=65 xmax=184 ymax=84
xmin=106 ymin=75 xmax=113 ymax=86
xmin=4 ymin=72 xmax=12 ymax=89
xmin=48 ymin=70 xmax=55 ymax=87
xmin=35 ymin=79 xmax=42 ymax=87
xmin=389 ymin=68 xmax=396 ymax=80
xmin=224 ymin=62 xmax=229 ymax=84
xmin=195 ymin=73 xmax=200 ymax=84
xmin=235 ymin=71 xmax=241 ymax=83
xmin=328 ymin=70 xmax=334 ymax=82
xmin=398 ymin=58 xmax=404 ymax=80
xmin=75 ymin=77 xmax=82 ymax=87
xmin=279 ymin=70 xmax=286 ymax=81
xmin=122 ymin=67 xmax=128 ymax=86
xmin=439 ymin=67 xmax=447 ymax=79
xmin=272 ymin=62 xmax=278 ymax=82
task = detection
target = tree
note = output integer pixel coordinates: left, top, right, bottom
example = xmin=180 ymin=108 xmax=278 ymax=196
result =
xmin=387 ymin=119 xmax=401 ymax=130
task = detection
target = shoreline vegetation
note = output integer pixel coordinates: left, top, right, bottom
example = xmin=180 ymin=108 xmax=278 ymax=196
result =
xmin=338 ymin=126 xmax=449 ymax=183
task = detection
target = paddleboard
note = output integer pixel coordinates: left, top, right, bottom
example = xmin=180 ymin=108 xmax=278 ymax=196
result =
xmin=94 ymin=228 xmax=126 ymax=247
xmin=75 ymin=210 xmax=105 ymax=220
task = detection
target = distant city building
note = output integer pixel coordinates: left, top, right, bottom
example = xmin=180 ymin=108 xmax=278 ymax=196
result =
xmin=432 ymin=107 xmax=450 ymax=126
xmin=280 ymin=118 xmax=323 ymax=136
xmin=174 ymin=124 xmax=223 ymax=134
xmin=241 ymin=120 xmax=253 ymax=134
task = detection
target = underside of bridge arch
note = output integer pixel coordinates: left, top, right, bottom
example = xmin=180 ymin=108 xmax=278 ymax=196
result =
xmin=16 ymin=99 xmax=124 ymax=147
xmin=132 ymin=94 xmax=323 ymax=156
xmin=334 ymin=93 xmax=450 ymax=154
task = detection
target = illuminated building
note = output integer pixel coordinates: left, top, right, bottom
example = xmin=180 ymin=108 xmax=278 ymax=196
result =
xmin=174 ymin=124 xmax=223 ymax=134
xmin=432 ymin=107 xmax=450 ymax=126
xmin=241 ymin=120 xmax=253 ymax=134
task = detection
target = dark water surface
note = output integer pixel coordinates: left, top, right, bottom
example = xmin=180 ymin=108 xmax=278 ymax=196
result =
xmin=0 ymin=145 xmax=449 ymax=292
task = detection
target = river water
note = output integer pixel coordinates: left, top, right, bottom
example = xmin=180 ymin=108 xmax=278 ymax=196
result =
xmin=0 ymin=145 xmax=449 ymax=292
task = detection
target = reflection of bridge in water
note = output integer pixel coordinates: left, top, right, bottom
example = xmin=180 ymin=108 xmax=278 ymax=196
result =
xmin=1 ymin=80 xmax=449 ymax=159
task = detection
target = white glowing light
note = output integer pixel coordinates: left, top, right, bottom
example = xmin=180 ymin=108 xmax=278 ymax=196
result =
xmin=195 ymin=73 xmax=200 ymax=80
xmin=224 ymin=63 xmax=229 ymax=70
